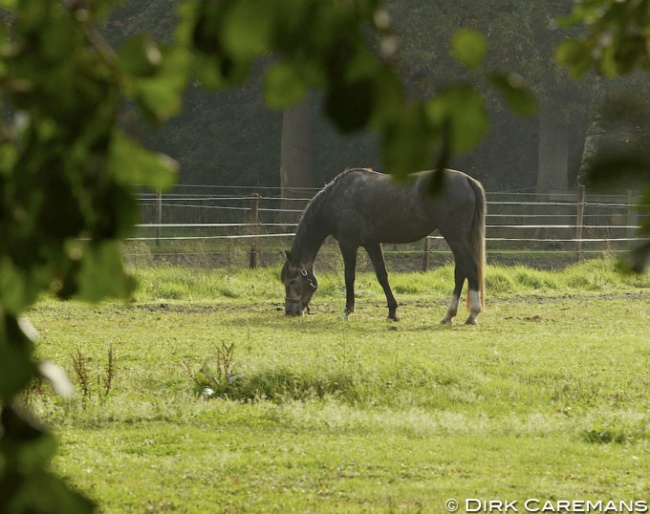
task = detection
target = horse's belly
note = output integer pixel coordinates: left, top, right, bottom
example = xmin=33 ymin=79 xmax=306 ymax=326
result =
xmin=364 ymin=218 xmax=435 ymax=244
xmin=378 ymin=227 xmax=433 ymax=244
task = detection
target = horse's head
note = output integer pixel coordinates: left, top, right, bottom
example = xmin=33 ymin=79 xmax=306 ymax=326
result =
xmin=280 ymin=251 xmax=318 ymax=316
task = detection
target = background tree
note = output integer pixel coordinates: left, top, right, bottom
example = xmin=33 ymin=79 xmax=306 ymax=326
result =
xmin=108 ymin=1 xmax=650 ymax=195
xmin=102 ymin=0 xmax=546 ymax=190
xmin=387 ymin=0 xmax=593 ymax=192
xmin=280 ymin=95 xmax=316 ymax=208
xmin=557 ymin=0 xmax=650 ymax=271
xmin=99 ymin=0 xmax=650 ymax=196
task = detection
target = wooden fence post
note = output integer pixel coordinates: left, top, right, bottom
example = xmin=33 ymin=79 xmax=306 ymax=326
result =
xmin=249 ymin=193 xmax=260 ymax=269
xmin=575 ymin=185 xmax=585 ymax=261
xmin=422 ymin=236 xmax=430 ymax=272
xmin=155 ymin=190 xmax=162 ymax=247
xmin=627 ymin=190 xmax=639 ymax=249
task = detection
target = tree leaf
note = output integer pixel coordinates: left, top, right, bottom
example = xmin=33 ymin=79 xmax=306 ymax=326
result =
xmin=325 ymin=78 xmax=375 ymax=133
xmin=38 ymin=361 xmax=75 ymax=399
xmin=108 ymin=131 xmax=178 ymax=191
xmin=0 ymin=314 xmax=38 ymax=398
xmin=41 ymin=17 xmax=79 ymax=64
xmin=382 ymin=102 xmax=432 ymax=179
xmin=222 ymin=0 xmax=275 ymax=59
xmin=122 ymin=44 xmax=190 ymax=124
xmin=75 ymin=242 xmax=137 ymax=303
xmin=1 ymin=469 xmax=96 ymax=514
xmin=264 ymin=60 xmax=320 ymax=109
xmin=118 ymin=34 xmax=162 ymax=78
xmin=488 ymin=72 xmax=538 ymax=116
xmin=585 ymin=152 xmax=650 ymax=187
xmin=426 ymin=85 xmax=489 ymax=153
xmin=0 ymin=258 xmax=43 ymax=315
xmin=555 ymin=39 xmax=594 ymax=79
xmin=452 ymin=28 xmax=487 ymax=70
xmin=0 ymin=342 xmax=36 ymax=397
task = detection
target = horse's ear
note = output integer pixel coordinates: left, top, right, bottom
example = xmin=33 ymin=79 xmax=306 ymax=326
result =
xmin=283 ymin=250 xmax=292 ymax=262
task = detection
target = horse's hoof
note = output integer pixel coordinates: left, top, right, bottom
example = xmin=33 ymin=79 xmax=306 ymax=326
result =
xmin=440 ymin=317 xmax=454 ymax=325
xmin=388 ymin=314 xmax=400 ymax=322
xmin=464 ymin=317 xmax=479 ymax=326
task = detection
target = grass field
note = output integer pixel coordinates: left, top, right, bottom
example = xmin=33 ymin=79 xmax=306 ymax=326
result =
xmin=26 ymin=259 xmax=650 ymax=513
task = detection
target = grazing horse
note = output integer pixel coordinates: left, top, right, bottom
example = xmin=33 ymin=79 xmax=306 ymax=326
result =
xmin=280 ymin=168 xmax=486 ymax=324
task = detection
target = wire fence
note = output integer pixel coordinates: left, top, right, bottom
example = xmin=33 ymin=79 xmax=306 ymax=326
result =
xmin=125 ymin=185 xmax=649 ymax=271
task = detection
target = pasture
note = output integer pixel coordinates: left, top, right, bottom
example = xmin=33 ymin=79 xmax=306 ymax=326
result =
xmin=27 ymin=259 xmax=650 ymax=513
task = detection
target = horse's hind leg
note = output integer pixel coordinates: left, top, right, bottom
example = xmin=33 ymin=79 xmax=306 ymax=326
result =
xmin=441 ymin=267 xmax=464 ymax=325
xmin=364 ymin=243 xmax=399 ymax=320
xmin=465 ymin=289 xmax=481 ymax=325
xmin=443 ymin=241 xmax=481 ymax=325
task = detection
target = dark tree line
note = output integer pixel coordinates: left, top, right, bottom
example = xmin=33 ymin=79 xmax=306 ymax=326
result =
xmin=104 ymin=0 xmax=638 ymax=193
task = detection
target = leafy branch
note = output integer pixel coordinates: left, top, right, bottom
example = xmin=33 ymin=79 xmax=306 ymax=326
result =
xmin=557 ymin=0 xmax=650 ymax=272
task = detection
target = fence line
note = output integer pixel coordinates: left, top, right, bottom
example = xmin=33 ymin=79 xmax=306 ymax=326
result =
xmin=135 ymin=223 xmax=641 ymax=230
xmin=129 ymin=186 xmax=649 ymax=269
xmin=128 ymin=232 xmax=641 ymax=243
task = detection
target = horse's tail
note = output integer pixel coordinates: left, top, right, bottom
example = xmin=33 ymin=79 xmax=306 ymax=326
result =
xmin=466 ymin=177 xmax=486 ymax=312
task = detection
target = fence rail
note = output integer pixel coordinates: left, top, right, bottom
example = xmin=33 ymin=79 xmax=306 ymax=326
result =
xmin=127 ymin=186 xmax=649 ymax=270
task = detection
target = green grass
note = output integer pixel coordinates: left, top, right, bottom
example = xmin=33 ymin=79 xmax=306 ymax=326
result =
xmin=25 ymin=259 xmax=650 ymax=513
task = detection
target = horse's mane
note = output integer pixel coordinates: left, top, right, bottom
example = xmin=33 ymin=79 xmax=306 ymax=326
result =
xmin=319 ymin=168 xmax=374 ymax=200
xmin=324 ymin=167 xmax=374 ymax=190
xmin=303 ymin=168 xmax=373 ymax=218
xmin=291 ymin=168 xmax=375 ymax=256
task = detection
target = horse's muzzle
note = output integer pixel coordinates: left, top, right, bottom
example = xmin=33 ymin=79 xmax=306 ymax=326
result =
xmin=284 ymin=297 xmax=303 ymax=316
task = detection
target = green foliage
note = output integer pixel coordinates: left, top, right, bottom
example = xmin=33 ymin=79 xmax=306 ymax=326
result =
xmin=488 ymin=72 xmax=539 ymax=116
xmin=557 ymin=0 xmax=650 ymax=78
xmin=557 ymin=0 xmax=650 ymax=272
xmin=0 ymin=1 xmax=179 ymax=512
xmin=426 ymin=86 xmax=490 ymax=154
xmin=452 ymin=28 xmax=487 ymax=71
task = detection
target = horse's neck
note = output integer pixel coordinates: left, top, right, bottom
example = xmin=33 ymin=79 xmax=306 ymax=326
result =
xmin=290 ymin=209 xmax=329 ymax=266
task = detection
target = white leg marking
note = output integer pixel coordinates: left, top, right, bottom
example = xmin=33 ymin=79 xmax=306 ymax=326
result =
xmin=465 ymin=289 xmax=481 ymax=325
xmin=441 ymin=294 xmax=460 ymax=324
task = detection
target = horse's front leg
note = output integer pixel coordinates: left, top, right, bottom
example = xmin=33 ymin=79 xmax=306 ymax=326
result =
xmin=364 ymin=243 xmax=399 ymax=321
xmin=340 ymin=244 xmax=358 ymax=320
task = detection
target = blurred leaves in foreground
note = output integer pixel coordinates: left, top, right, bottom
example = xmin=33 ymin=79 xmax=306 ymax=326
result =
xmin=559 ymin=0 xmax=650 ymax=272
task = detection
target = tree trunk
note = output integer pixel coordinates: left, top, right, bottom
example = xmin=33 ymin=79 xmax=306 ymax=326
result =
xmin=280 ymin=95 xmax=315 ymax=223
xmin=577 ymin=91 xmax=605 ymax=186
xmin=536 ymin=102 xmax=569 ymax=193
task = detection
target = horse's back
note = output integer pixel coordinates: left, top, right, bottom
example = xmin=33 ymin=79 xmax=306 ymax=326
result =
xmin=336 ymin=168 xmax=481 ymax=213
xmin=326 ymin=168 xmax=482 ymax=244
